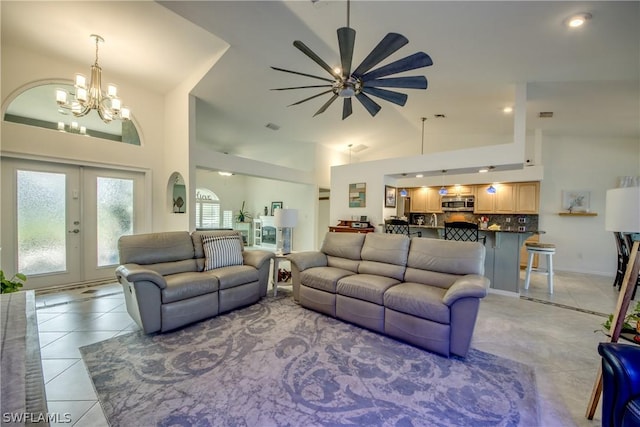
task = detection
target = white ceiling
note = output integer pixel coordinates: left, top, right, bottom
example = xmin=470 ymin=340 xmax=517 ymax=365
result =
xmin=3 ymin=1 xmax=639 ymax=163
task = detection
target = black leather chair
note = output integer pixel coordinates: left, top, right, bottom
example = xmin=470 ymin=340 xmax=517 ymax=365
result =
xmin=613 ymin=232 xmax=639 ymax=299
xmin=384 ymin=219 xmax=421 ymax=237
xmin=444 ymin=221 xmax=485 ymax=244
xmin=598 ymin=342 xmax=640 ymax=427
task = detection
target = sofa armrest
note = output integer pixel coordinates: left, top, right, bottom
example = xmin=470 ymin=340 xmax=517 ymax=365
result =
xmin=442 ymin=274 xmax=489 ymax=306
xmin=116 ymin=264 xmax=167 ymax=289
xmin=242 ymin=250 xmax=275 ymax=270
xmin=287 ymin=251 xmax=328 ymax=272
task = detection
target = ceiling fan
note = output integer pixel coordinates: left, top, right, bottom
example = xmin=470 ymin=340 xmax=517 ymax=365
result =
xmin=271 ymin=0 xmax=433 ymax=120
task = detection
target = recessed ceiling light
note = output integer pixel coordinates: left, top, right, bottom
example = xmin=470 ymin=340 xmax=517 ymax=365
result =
xmin=479 ymin=168 xmax=489 ymax=173
xmin=565 ymin=12 xmax=592 ymax=28
xmin=416 ymin=174 xmax=423 ymax=178
xmin=218 ymin=171 xmax=233 ymax=176
xmin=503 ymin=107 xmax=513 ymax=113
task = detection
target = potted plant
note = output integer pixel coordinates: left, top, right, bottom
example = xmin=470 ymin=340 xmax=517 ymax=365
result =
xmin=236 ymin=201 xmax=251 ymax=223
xmin=1 ymin=270 xmax=27 ymax=294
xmin=601 ymin=300 xmax=640 ymax=335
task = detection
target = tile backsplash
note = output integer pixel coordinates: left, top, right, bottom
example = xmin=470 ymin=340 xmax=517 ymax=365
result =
xmin=409 ymin=212 xmax=539 ymax=231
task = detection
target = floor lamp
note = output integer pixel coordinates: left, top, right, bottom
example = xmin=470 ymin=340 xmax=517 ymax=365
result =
xmin=586 ymin=186 xmax=640 ymax=419
xmin=274 ymin=208 xmax=298 ymax=255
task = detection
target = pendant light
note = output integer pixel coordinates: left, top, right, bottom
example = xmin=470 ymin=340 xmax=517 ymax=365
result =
xmin=484 ymin=166 xmax=496 ymax=194
xmin=438 ymin=170 xmax=448 ymax=195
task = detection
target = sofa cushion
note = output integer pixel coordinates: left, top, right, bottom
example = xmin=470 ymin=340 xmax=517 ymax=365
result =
xmin=337 ymin=274 xmax=400 ymax=305
xmin=119 ymin=231 xmax=195 ymax=265
xmin=403 ymin=268 xmax=460 ymax=290
xmin=202 ymin=235 xmax=244 ymax=270
xmin=300 ymin=266 xmax=355 ymax=293
xmin=361 ymin=233 xmax=410 ymax=266
xmin=407 ymin=238 xmax=485 ymax=276
xmin=327 ymin=256 xmax=360 ymax=273
xmin=192 ymin=230 xmax=245 ymax=271
xmin=383 ymin=282 xmax=450 ymax=324
xmin=321 ymin=232 xmax=366 ymax=260
xmin=208 ymin=265 xmax=259 ymax=290
xmin=162 ymin=272 xmax=219 ymax=304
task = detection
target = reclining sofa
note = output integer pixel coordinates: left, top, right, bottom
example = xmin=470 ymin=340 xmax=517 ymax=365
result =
xmin=116 ymin=230 xmax=274 ymax=334
xmin=288 ymin=232 xmax=489 ymax=358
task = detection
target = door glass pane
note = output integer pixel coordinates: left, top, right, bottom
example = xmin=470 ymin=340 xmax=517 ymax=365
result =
xmin=17 ymin=170 xmax=66 ymax=275
xmin=97 ymin=177 xmax=133 ymax=266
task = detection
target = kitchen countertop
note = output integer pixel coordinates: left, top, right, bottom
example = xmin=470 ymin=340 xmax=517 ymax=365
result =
xmin=406 ymin=224 xmax=545 ymax=234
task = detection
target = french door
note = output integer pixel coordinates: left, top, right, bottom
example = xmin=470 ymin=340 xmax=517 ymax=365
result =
xmin=1 ymin=158 xmax=145 ymax=289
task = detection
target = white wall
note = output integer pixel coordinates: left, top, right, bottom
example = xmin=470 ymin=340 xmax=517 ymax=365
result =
xmin=539 ymin=135 xmax=640 ymax=275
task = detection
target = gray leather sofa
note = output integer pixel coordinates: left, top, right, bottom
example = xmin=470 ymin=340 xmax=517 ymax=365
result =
xmin=116 ymin=230 xmax=274 ymax=334
xmin=288 ymin=232 xmax=489 ymax=358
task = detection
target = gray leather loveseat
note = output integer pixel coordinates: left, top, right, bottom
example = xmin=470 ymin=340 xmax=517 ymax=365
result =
xmin=116 ymin=230 xmax=274 ymax=334
xmin=288 ymin=232 xmax=489 ymax=358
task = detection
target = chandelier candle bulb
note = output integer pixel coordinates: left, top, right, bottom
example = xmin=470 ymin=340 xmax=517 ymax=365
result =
xmin=75 ymin=74 xmax=86 ymax=89
xmin=56 ymin=89 xmax=67 ymax=104
xmin=111 ymin=98 xmax=121 ymax=111
xmin=108 ymin=84 xmax=117 ymax=97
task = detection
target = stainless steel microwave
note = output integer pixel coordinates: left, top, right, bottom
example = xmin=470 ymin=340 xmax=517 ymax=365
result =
xmin=441 ymin=196 xmax=475 ymax=211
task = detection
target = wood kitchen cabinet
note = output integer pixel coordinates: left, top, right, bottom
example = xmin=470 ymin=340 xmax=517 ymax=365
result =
xmin=474 ymin=183 xmax=515 ymax=213
xmin=520 ymin=234 xmax=539 ymax=268
xmin=515 ymin=182 xmax=540 ymax=213
xmin=474 ymin=182 xmax=539 ymax=214
xmin=444 ymin=185 xmax=473 ymax=196
xmin=410 ymin=187 xmax=441 ymax=212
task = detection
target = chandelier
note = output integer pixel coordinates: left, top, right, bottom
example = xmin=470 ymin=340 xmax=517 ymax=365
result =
xmin=56 ymin=34 xmax=130 ymax=123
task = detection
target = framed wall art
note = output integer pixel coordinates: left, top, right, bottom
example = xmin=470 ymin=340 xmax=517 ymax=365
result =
xmin=385 ymin=185 xmax=397 ymax=208
xmin=562 ymin=190 xmax=590 ymax=212
xmin=349 ymin=183 xmax=366 ymax=208
xmin=271 ymin=201 xmax=283 ymax=215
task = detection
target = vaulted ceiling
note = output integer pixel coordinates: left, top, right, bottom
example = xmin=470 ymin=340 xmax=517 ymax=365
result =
xmin=3 ymin=1 xmax=639 ymax=164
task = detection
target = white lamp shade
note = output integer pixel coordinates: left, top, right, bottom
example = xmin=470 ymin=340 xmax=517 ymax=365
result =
xmin=274 ymin=208 xmax=298 ymax=228
xmin=605 ymin=187 xmax=640 ymax=232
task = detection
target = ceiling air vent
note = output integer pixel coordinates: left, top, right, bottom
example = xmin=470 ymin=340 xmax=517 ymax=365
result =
xmin=538 ymin=112 xmax=554 ymax=118
xmin=265 ymin=122 xmax=280 ymax=131
xmin=350 ymin=144 xmax=368 ymax=153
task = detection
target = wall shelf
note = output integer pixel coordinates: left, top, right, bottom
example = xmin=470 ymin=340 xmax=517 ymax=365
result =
xmin=558 ymin=212 xmax=598 ymax=216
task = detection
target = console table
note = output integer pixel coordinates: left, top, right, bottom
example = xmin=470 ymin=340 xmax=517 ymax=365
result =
xmin=329 ymin=220 xmax=375 ymax=234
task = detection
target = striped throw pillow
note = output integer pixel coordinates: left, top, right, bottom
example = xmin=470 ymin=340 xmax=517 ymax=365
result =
xmin=201 ymin=235 xmax=244 ymax=270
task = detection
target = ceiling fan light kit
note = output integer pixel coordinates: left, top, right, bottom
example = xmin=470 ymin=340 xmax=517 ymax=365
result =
xmin=272 ymin=1 xmax=432 ymax=120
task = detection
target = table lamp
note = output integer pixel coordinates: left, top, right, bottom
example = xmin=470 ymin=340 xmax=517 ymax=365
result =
xmin=274 ymin=208 xmax=298 ymax=255
xmin=605 ymin=186 xmax=640 ymax=235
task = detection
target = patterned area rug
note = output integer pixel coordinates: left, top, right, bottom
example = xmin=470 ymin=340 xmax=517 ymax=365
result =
xmin=80 ymin=293 xmax=539 ymax=426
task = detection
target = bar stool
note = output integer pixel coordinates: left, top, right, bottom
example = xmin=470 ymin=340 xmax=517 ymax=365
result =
xmin=524 ymin=242 xmax=556 ymax=294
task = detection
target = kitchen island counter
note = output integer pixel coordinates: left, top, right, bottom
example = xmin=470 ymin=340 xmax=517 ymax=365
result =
xmin=405 ymin=226 xmax=544 ymax=294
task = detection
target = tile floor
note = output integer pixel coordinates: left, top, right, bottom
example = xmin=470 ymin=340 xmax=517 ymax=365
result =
xmin=33 ymin=270 xmax=632 ymax=426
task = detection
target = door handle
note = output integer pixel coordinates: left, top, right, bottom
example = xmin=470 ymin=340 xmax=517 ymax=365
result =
xmin=68 ymin=229 xmax=80 ymax=234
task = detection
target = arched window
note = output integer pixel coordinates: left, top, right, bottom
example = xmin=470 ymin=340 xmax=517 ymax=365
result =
xmin=4 ymin=82 xmax=140 ymax=145
xmin=195 ymin=188 xmax=221 ymax=229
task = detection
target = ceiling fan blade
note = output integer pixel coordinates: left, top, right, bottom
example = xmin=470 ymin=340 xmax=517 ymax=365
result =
xmin=361 ymin=52 xmax=433 ymax=81
xmin=272 ymin=84 xmax=333 ymax=91
xmin=352 ymin=33 xmax=409 ymax=77
xmin=342 ymin=97 xmax=353 ymax=120
xmin=288 ymin=89 xmax=334 ymax=107
xmin=362 ymin=87 xmax=408 ymax=106
xmin=271 ymin=66 xmax=335 ymax=83
xmin=293 ymin=40 xmax=340 ymax=79
xmin=355 ymin=92 xmax=382 ymax=117
xmin=314 ymin=94 xmax=339 ymax=117
xmin=363 ymin=76 xmax=427 ymax=90
xmin=337 ymin=27 xmax=356 ymax=77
